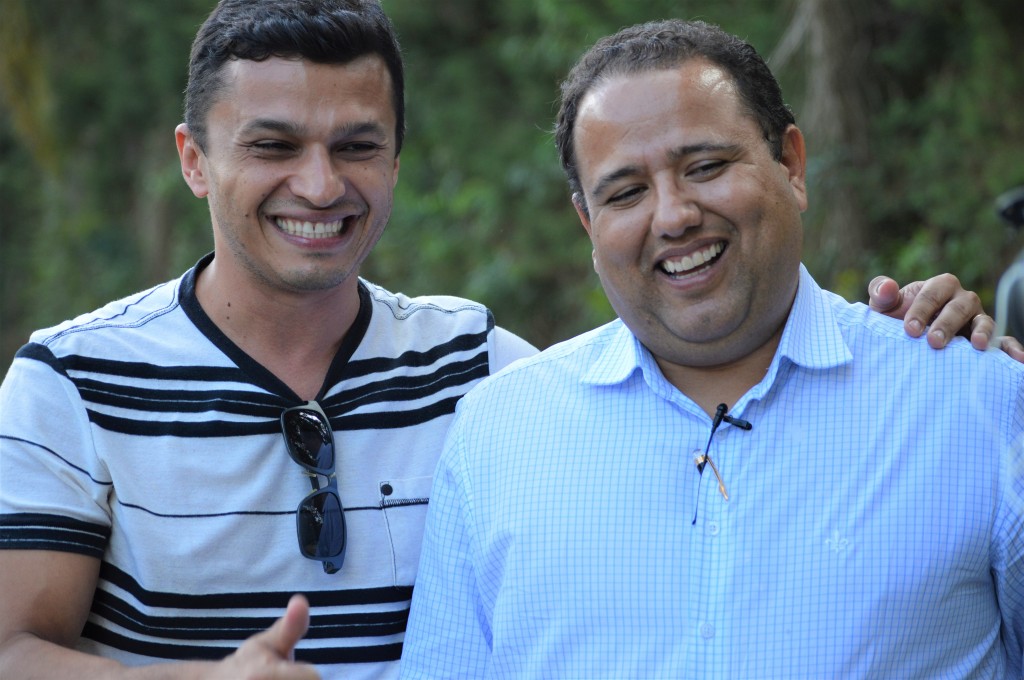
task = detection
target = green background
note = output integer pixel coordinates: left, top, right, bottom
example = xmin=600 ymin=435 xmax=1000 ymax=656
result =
xmin=2 ymin=0 xmax=1023 ymax=373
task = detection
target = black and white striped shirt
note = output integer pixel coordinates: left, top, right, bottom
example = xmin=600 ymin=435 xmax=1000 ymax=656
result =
xmin=0 ymin=254 xmax=535 ymax=679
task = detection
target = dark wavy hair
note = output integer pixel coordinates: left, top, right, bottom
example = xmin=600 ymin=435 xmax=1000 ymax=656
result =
xmin=555 ymin=19 xmax=794 ymax=213
xmin=184 ymin=0 xmax=405 ymax=153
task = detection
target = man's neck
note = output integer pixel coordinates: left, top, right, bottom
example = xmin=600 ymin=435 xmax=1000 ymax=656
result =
xmin=195 ymin=259 xmax=362 ymax=401
xmin=654 ymin=325 xmax=784 ymax=418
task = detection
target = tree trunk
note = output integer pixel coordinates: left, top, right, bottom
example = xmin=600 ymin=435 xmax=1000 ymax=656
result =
xmin=775 ymin=0 xmax=878 ymax=276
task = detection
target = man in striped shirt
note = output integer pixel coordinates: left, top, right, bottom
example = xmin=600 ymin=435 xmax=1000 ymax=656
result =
xmin=0 ymin=1 xmax=529 ymax=678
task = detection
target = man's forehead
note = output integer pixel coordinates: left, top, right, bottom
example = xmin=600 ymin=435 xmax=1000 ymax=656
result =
xmin=210 ymin=55 xmax=395 ymax=125
xmin=218 ymin=54 xmax=390 ymax=90
xmin=573 ymin=61 xmax=747 ymax=170
xmin=578 ymin=60 xmax=737 ymax=123
xmin=204 ymin=56 xmax=399 ymax=144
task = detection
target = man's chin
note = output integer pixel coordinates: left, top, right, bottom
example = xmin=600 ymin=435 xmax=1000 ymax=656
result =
xmin=277 ymin=268 xmax=353 ymax=294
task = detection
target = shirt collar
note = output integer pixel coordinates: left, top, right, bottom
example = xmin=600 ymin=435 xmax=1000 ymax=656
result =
xmin=581 ymin=320 xmax=641 ymax=386
xmin=580 ymin=264 xmax=852 ymax=392
xmin=775 ymin=264 xmax=853 ymax=372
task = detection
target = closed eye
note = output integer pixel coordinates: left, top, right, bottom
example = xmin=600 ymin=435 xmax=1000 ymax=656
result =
xmin=688 ymin=160 xmax=728 ymax=179
xmin=692 ymin=160 xmax=724 ymax=178
xmin=248 ymin=140 xmax=295 ymax=154
xmin=336 ymin=142 xmax=386 ymax=158
xmin=606 ymin=185 xmax=645 ymax=205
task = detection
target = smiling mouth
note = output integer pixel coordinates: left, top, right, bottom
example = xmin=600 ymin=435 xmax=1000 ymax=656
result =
xmin=275 ymin=217 xmax=351 ymax=239
xmin=660 ymin=241 xmax=726 ymax=277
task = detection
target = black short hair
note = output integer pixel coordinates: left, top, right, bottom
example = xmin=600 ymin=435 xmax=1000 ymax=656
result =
xmin=184 ymin=0 xmax=405 ymax=153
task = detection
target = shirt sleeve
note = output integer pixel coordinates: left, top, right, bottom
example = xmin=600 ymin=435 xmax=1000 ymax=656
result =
xmin=994 ymin=375 xmax=1024 ymax=676
xmin=400 ymin=415 xmax=492 ymax=678
xmin=488 ymin=326 xmax=537 ymax=374
xmin=0 ymin=344 xmax=112 ymax=555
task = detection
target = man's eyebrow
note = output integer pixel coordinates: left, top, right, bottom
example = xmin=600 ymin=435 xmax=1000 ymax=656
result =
xmin=588 ymin=142 xmax=739 ymax=198
xmin=238 ymin=118 xmax=389 ymax=139
xmin=239 ymin=118 xmax=302 ymax=137
xmin=667 ymin=142 xmax=739 ymax=162
xmin=590 ymin=166 xmax=641 ymax=200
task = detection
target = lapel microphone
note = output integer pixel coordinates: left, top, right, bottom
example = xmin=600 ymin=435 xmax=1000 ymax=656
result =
xmin=694 ymin=404 xmax=753 ymax=504
xmin=712 ymin=402 xmax=752 ymax=432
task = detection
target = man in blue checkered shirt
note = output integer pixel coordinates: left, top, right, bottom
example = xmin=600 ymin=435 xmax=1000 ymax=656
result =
xmin=401 ymin=19 xmax=1024 ymax=679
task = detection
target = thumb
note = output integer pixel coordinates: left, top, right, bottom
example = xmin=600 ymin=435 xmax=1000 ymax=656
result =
xmin=867 ymin=276 xmax=902 ymax=313
xmin=264 ymin=594 xmax=311 ymax=660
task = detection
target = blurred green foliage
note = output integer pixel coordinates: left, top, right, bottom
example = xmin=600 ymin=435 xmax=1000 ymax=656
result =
xmin=2 ymin=0 xmax=1022 ymax=374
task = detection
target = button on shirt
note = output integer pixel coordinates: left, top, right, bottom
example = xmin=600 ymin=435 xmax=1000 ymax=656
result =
xmin=400 ymin=265 xmax=1024 ymax=679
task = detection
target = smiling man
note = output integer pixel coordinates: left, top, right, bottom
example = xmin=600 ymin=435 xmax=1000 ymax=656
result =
xmin=0 ymin=2 xmax=539 ymax=679
xmin=400 ymin=20 xmax=1024 ymax=679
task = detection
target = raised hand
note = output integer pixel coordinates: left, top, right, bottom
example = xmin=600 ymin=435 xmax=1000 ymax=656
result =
xmin=213 ymin=594 xmax=320 ymax=680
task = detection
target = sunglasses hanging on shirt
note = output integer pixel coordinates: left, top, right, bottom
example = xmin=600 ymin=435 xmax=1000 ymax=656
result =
xmin=281 ymin=400 xmax=346 ymax=574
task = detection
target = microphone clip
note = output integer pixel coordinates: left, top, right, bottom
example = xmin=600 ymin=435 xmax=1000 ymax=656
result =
xmin=694 ymin=404 xmax=753 ymax=503
xmin=712 ymin=403 xmax=752 ymax=432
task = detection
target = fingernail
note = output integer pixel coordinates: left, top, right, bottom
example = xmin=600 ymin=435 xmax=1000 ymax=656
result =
xmin=908 ymin=319 xmax=923 ymax=335
xmin=930 ymin=328 xmax=946 ymax=344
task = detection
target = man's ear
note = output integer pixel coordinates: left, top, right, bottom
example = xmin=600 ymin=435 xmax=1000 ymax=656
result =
xmin=779 ymin=124 xmax=808 ymax=212
xmin=572 ymin=192 xmax=594 ymax=238
xmin=175 ymin=123 xmax=209 ymax=199
xmin=572 ymin=193 xmax=601 ymax=275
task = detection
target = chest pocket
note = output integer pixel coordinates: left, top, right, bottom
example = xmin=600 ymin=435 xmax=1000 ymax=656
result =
xmin=379 ymin=475 xmax=432 ymax=585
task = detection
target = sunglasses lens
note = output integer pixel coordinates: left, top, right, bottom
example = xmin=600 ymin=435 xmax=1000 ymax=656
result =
xmin=283 ymin=409 xmax=335 ymax=471
xmin=297 ymin=490 xmax=345 ymax=560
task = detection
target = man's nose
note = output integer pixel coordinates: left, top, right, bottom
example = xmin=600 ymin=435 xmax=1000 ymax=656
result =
xmin=291 ymin=147 xmax=346 ymax=207
xmin=651 ymin=181 xmax=701 ymax=238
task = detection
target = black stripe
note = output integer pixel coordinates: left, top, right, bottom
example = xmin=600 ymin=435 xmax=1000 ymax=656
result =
xmin=82 ymin=622 xmax=231 ymax=661
xmin=114 ymin=500 xmax=382 ymax=520
xmin=298 ymin=641 xmax=404 ymax=665
xmin=64 ymin=354 xmax=249 ymax=383
xmin=115 ymin=501 xmax=293 ymax=519
xmin=13 ymin=342 xmax=69 ymax=378
xmin=0 ymin=513 xmax=109 ymax=557
xmin=346 ymin=329 xmax=490 ymax=376
xmin=90 ymin=589 xmax=409 ymax=641
xmin=333 ymin=394 xmax=464 ymax=430
xmin=99 ymin=562 xmax=413 ymax=610
xmin=0 ymin=435 xmax=113 ymax=486
xmin=76 ymin=382 xmax=286 ymax=416
xmin=82 ymin=622 xmax=404 ymax=664
xmin=74 ymin=352 xmax=486 ymax=418
xmin=84 ymin=410 xmax=278 ymax=437
xmin=60 ymin=330 xmax=487 ymax=392
xmin=86 ymin=391 xmax=468 ymax=437
xmin=326 ymin=353 xmax=489 ymax=410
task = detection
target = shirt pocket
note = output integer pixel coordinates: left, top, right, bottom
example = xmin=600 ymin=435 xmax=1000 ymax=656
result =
xmin=379 ymin=475 xmax=432 ymax=585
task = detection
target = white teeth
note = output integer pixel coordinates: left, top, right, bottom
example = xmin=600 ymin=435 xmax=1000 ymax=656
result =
xmin=275 ymin=217 xmax=346 ymax=239
xmin=662 ymin=242 xmax=724 ymax=275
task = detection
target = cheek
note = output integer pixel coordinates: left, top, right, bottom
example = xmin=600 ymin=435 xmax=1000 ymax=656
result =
xmin=591 ymin=215 xmax=646 ymax=264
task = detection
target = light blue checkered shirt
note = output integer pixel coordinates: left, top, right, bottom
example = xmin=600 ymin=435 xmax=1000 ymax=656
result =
xmin=401 ymin=265 xmax=1024 ymax=679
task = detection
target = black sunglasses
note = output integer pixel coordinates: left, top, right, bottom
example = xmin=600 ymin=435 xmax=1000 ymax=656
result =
xmin=280 ymin=400 xmax=346 ymax=573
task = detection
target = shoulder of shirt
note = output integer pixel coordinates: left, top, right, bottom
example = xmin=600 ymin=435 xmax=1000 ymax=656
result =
xmin=824 ymin=288 xmax=1024 ymax=380
xmin=462 ymin=320 xmax=622 ymax=400
xmin=360 ymin=278 xmax=493 ymax=321
xmin=27 ymin=276 xmax=184 ymax=354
